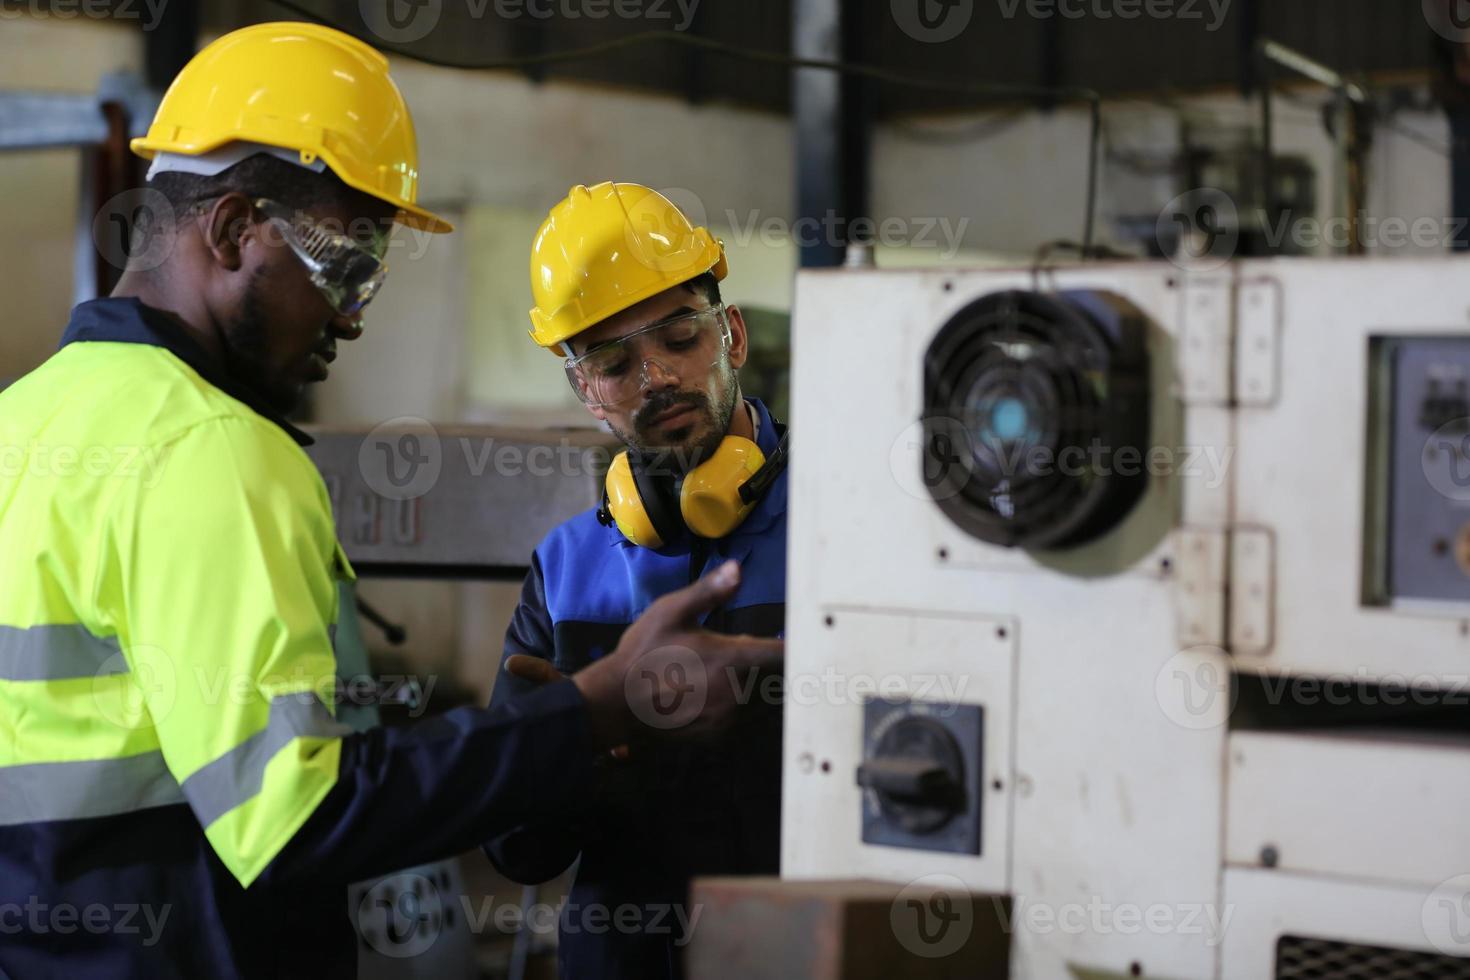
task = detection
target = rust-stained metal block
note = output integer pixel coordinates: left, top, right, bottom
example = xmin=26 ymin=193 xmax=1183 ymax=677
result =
xmin=686 ymin=877 xmax=1010 ymax=980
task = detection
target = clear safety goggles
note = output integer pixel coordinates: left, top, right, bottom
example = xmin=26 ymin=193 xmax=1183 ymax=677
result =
xmin=190 ymin=196 xmax=389 ymax=318
xmin=564 ymin=305 xmax=732 ymax=408
xmin=253 ymin=198 xmax=388 ymax=318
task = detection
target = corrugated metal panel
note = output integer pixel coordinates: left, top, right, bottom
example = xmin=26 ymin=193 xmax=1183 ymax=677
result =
xmin=210 ymin=0 xmax=1439 ymax=116
xmin=1264 ymin=0 xmax=1429 ymax=75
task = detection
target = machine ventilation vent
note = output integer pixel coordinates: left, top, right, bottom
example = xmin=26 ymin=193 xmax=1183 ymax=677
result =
xmin=920 ymin=289 xmax=1151 ymax=550
xmin=1275 ymin=935 xmax=1470 ymax=979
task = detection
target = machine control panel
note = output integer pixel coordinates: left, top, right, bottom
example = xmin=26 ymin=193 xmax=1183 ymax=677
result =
xmin=1381 ymin=338 xmax=1470 ymax=603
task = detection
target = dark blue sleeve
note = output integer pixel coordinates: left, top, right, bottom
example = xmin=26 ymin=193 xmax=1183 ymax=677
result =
xmin=494 ymin=550 xmax=560 ymax=702
xmin=255 ymin=679 xmax=593 ymax=888
xmin=480 ymin=552 xmax=589 ymax=884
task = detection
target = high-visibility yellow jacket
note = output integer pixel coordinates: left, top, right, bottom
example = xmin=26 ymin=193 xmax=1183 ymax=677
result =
xmin=0 ymin=297 xmax=593 ymax=978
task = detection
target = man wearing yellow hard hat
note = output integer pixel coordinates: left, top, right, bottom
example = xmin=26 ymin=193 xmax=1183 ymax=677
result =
xmin=484 ymin=182 xmax=790 ymax=979
xmin=0 ymin=25 xmax=779 ymax=978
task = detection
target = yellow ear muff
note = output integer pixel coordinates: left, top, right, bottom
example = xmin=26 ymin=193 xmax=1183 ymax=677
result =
xmin=605 ymin=451 xmax=664 ymax=549
xmin=680 ymin=436 xmax=766 ymax=539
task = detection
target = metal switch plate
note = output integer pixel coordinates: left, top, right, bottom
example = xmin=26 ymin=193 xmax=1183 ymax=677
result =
xmin=859 ymin=698 xmax=984 ymax=856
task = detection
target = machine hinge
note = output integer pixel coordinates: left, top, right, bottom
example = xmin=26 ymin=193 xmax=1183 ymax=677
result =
xmin=1174 ymin=528 xmax=1229 ymax=647
xmin=1235 ymin=277 xmax=1282 ymax=407
xmin=1179 ymin=272 xmax=1281 ymax=406
xmin=1178 ymin=275 xmax=1234 ymax=406
xmin=1230 ymin=525 xmax=1275 ymax=654
xmin=1174 ymin=525 xmax=1276 ymax=654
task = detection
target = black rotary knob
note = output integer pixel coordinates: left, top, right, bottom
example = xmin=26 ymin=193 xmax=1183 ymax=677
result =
xmin=857 ymin=716 xmax=967 ymax=835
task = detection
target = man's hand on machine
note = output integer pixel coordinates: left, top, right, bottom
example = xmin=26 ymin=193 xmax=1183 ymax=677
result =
xmin=504 ymin=561 xmax=784 ymax=749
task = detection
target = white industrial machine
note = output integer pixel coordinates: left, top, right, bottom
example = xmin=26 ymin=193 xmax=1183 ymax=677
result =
xmin=782 ymin=259 xmax=1470 ymax=978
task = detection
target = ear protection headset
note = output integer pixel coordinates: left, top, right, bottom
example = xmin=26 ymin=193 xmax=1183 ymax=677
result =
xmin=599 ymin=430 xmax=790 ymax=549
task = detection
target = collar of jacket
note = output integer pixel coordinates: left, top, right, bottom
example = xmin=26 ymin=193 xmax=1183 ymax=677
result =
xmin=59 ymin=297 xmax=314 ymax=447
xmin=737 ymin=395 xmax=788 ymax=535
xmin=607 ymin=396 xmax=789 ymax=551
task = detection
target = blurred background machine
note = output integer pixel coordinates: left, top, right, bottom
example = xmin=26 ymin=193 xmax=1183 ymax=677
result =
xmin=769 ymin=259 xmax=1470 ymax=978
xmin=305 ymin=423 xmax=620 ymax=980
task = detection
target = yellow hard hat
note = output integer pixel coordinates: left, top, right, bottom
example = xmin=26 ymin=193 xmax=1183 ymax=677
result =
xmin=529 ymin=182 xmax=727 ymax=356
xmin=130 ymin=22 xmax=452 ymax=234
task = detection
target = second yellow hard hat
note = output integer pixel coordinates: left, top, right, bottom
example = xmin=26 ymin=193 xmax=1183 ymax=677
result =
xmin=528 ymin=182 xmax=728 ymax=356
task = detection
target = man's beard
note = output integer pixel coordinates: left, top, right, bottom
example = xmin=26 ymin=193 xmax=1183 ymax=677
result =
xmin=220 ymin=269 xmax=297 ymax=414
xmin=610 ymin=361 xmax=741 ymax=471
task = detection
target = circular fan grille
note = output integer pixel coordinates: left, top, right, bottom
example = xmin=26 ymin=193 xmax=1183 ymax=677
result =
xmin=921 ymin=290 xmax=1150 ymax=549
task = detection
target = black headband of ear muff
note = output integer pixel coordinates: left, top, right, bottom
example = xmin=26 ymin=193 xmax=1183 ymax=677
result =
xmin=629 ymin=449 xmax=685 ymax=545
xmin=739 ymin=429 xmax=790 ymax=504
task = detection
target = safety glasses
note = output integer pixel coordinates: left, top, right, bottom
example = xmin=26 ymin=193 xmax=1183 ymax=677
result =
xmin=251 ymin=198 xmax=388 ymax=318
xmin=564 ymin=305 xmax=732 ymax=409
xmin=188 ymin=196 xmax=390 ymax=319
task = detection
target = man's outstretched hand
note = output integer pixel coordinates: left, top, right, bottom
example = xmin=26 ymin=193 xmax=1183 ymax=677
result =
xmin=524 ymin=560 xmax=782 ymax=748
